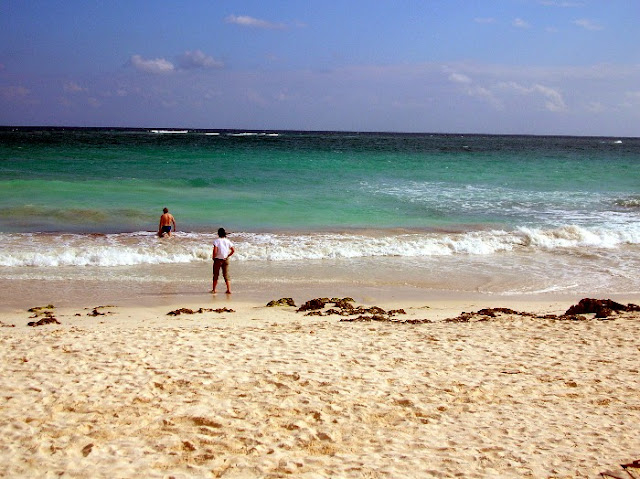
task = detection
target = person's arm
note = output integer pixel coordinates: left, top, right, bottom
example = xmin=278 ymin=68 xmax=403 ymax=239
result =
xmin=227 ymin=246 xmax=235 ymax=259
xmin=171 ymin=215 xmax=176 ymax=230
xmin=213 ymin=245 xmax=219 ymax=260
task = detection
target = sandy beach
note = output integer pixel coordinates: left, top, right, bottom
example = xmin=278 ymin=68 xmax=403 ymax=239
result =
xmin=2 ymin=2 xmax=640 ymax=475
xmin=1 ymin=292 xmax=639 ymax=478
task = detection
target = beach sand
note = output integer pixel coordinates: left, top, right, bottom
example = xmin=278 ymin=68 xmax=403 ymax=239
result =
xmin=1 ymin=293 xmax=639 ymax=478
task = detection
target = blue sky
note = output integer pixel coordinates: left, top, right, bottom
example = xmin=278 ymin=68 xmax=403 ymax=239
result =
xmin=1 ymin=0 xmax=639 ymax=136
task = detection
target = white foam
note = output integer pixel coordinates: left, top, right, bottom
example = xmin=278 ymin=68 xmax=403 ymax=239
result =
xmin=0 ymin=225 xmax=638 ymax=268
xmin=150 ymin=129 xmax=188 ymax=134
xmin=517 ymin=224 xmax=640 ymax=249
xmin=227 ymin=132 xmax=279 ymax=137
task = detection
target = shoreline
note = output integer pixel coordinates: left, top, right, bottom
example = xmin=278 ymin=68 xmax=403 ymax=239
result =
xmin=3 ymin=272 xmax=639 ymax=316
xmin=2 ymin=284 xmax=639 ymax=332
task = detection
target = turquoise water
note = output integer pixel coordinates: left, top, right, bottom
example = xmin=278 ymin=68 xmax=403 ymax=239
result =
xmin=1 ymin=128 xmax=639 ymax=298
xmin=2 ymin=128 xmax=638 ymax=233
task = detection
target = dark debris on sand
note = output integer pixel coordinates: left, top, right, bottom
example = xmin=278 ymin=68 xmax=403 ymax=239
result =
xmin=27 ymin=305 xmax=60 ymax=327
xmin=288 ymin=297 xmax=640 ymax=325
xmin=444 ymin=308 xmax=564 ymax=323
xmin=439 ymin=299 xmax=639 ymax=323
xmin=167 ymin=307 xmax=235 ymax=316
xmin=28 ymin=317 xmax=61 ymax=327
xmin=296 ymin=297 xmax=356 ymax=312
xmin=294 ymin=297 xmax=408 ymax=322
xmin=85 ymin=305 xmax=116 ymax=317
xmin=266 ymin=298 xmax=297 ymax=307
xmin=27 ymin=304 xmax=55 ymax=313
xmin=564 ymin=298 xmax=640 ymax=318
xmin=600 ymin=458 xmax=640 ymax=478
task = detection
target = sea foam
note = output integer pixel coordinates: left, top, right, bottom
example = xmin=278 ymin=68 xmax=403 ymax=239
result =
xmin=0 ymin=225 xmax=638 ymax=268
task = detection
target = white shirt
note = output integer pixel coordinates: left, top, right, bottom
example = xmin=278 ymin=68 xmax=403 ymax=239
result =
xmin=213 ymin=237 xmax=233 ymax=259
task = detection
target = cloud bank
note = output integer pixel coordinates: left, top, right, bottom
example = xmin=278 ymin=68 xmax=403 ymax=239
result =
xmin=2 ymin=58 xmax=638 ymax=136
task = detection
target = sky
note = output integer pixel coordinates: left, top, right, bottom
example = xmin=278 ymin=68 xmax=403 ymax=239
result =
xmin=1 ymin=0 xmax=639 ymax=136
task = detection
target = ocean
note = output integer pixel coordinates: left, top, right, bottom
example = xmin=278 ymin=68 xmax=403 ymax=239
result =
xmin=1 ymin=127 xmax=639 ymax=306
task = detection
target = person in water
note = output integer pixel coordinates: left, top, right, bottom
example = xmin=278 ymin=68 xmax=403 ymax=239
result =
xmin=158 ymin=207 xmax=176 ymax=237
xmin=212 ymin=227 xmax=235 ymax=294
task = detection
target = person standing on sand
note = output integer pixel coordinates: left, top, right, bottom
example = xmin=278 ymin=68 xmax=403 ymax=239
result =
xmin=158 ymin=207 xmax=176 ymax=237
xmin=212 ymin=227 xmax=235 ymax=294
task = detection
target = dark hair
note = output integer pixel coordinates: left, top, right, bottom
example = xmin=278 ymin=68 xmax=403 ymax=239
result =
xmin=163 ymin=207 xmax=169 ymax=213
xmin=218 ymin=228 xmax=226 ymax=237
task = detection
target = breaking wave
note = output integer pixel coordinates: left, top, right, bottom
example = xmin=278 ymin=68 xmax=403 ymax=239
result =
xmin=615 ymin=197 xmax=640 ymax=208
xmin=0 ymin=224 xmax=638 ymax=268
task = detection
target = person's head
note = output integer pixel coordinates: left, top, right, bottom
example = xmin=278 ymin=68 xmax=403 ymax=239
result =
xmin=163 ymin=207 xmax=169 ymax=214
xmin=218 ymin=228 xmax=226 ymax=237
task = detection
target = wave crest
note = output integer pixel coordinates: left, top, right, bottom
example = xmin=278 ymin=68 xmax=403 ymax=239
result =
xmin=0 ymin=225 xmax=638 ymax=267
xmin=615 ymin=197 xmax=640 ymax=208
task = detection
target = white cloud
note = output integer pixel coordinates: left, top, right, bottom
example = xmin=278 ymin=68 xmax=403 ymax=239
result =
xmin=513 ymin=18 xmax=530 ymax=29
xmin=572 ymin=19 xmax=603 ymax=31
xmin=64 ymin=81 xmax=86 ymax=93
xmin=129 ymin=51 xmax=222 ymax=74
xmin=498 ymin=81 xmax=529 ymax=95
xmin=177 ymin=50 xmax=223 ymax=70
xmin=449 ymin=73 xmax=472 ymax=84
xmin=130 ymin=55 xmax=175 ymax=74
xmin=225 ymin=14 xmax=285 ymax=30
xmin=498 ymin=81 xmax=567 ymax=112
xmin=466 ymin=85 xmax=502 ymax=108
xmin=448 ymin=71 xmax=502 ymax=108
xmin=534 ymin=84 xmax=567 ymax=111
